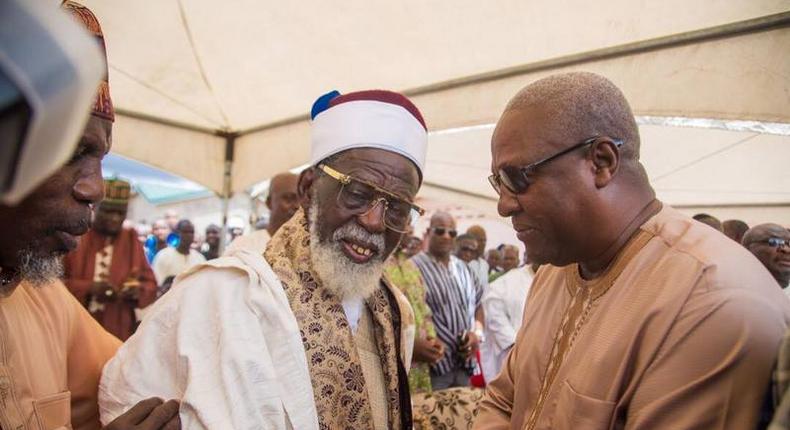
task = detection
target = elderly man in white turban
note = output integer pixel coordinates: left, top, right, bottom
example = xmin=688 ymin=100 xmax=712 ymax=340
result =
xmin=99 ymin=90 xmax=427 ymax=430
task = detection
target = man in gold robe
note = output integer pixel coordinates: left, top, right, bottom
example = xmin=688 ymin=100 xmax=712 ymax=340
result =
xmin=474 ymin=72 xmax=790 ymax=429
xmin=0 ymin=2 xmax=179 ymax=429
xmin=99 ymin=90 xmax=426 ymax=429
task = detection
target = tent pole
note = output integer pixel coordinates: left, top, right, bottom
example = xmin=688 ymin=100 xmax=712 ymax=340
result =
xmin=219 ymin=132 xmax=236 ymax=254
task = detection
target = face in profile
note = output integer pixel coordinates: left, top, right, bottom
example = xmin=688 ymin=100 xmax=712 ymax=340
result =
xmin=0 ymin=116 xmax=111 ymax=283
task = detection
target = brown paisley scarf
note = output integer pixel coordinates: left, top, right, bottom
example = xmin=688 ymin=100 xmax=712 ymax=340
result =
xmin=264 ymin=209 xmax=412 ymax=430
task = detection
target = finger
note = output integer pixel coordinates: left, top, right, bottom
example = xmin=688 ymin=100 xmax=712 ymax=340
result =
xmin=115 ymin=397 xmax=164 ymax=425
xmin=161 ymin=414 xmax=181 ymax=430
xmin=139 ymin=399 xmax=180 ymax=429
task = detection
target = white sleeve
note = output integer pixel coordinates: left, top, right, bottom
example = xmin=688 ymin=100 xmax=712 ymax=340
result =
xmin=482 ymin=282 xmax=518 ymax=352
xmin=151 ymin=251 xmax=167 ymax=285
xmin=98 ymin=266 xmax=298 ymax=430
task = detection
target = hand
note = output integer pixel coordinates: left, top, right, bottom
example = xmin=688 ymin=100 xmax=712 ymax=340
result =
xmin=120 ymin=281 xmax=140 ymax=302
xmin=103 ymin=398 xmax=180 ymax=430
xmin=90 ymin=281 xmax=116 ymax=304
xmin=459 ymin=331 xmax=480 ymax=360
xmin=413 ymin=336 xmax=445 ymax=364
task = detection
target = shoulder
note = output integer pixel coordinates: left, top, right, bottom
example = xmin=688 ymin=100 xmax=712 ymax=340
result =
xmin=410 ymin=252 xmax=430 ymax=268
xmin=25 ymin=281 xmax=97 ymax=337
xmin=152 ymin=247 xmax=174 ymax=261
xmin=640 ymin=205 xmax=782 ymax=298
xmin=190 ymin=249 xmax=207 ymax=261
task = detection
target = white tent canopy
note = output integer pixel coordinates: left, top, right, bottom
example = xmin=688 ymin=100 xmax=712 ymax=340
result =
xmin=82 ymin=0 xmax=790 ymax=223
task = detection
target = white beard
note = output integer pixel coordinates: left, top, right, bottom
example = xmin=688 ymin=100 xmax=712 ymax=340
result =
xmin=308 ymin=197 xmax=385 ymax=301
xmin=18 ymin=248 xmax=63 ymax=287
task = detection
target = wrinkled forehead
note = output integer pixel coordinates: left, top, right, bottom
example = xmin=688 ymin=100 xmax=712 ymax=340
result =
xmin=329 ymin=148 xmax=419 ymax=198
xmin=759 ymin=226 xmax=790 ymax=240
xmin=430 ymin=215 xmax=455 ymax=229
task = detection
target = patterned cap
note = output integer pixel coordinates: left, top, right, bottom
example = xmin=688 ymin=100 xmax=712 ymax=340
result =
xmin=61 ymin=1 xmax=114 ymax=122
xmin=103 ymin=178 xmax=131 ymax=207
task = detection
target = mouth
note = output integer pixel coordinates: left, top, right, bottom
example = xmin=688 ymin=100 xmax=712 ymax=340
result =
xmin=54 ymin=230 xmax=81 ymax=251
xmin=515 ymin=226 xmax=537 ymax=241
xmin=53 ymin=217 xmax=91 ymax=250
xmin=341 ymin=238 xmax=379 ymax=264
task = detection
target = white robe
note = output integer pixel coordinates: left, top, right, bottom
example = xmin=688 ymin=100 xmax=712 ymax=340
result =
xmin=480 ymin=265 xmax=534 ymax=382
xmin=99 ymin=247 xmax=319 ymax=429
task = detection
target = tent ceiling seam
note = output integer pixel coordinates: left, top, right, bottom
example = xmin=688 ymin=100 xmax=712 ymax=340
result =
xmin=651 ymin=133 xmax=759 ymax=182
xmin=176 ymin=0 xmax=231 ymax=129
xmin=115 ymin=108 xmax=218 ymax=135
xmin=235 ymin=11 xmax=790 ymax=137
xmin=110 ymin=64 xmax=225 ymax=129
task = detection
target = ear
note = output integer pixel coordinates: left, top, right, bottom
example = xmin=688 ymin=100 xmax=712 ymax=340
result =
xmin=590 ymin=139 xmax=620 ymax=188
xmin=265 ymin=194 xmax=272 ymax=210
xmin=297 ymin=168 xmax=316 ymax=211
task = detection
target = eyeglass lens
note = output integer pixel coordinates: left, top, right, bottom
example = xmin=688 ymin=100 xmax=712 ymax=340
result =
xmin=433 ymin=227 xmax=457 ymax=238
xmin=338 ymin=181 xmax=413 ymax=231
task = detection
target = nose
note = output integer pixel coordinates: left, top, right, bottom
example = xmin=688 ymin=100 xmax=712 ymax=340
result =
xmin=73 ymin=160 xmax=104 ymax=205
xmin=357 ymin=198 xmax=387 ymax=234
xmin=497 ymin=188 xmax=521 ymax=218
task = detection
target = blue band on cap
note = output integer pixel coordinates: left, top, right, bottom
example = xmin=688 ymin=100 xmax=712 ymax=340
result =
xmin=310 ymin=90 xmax=341 ymax=120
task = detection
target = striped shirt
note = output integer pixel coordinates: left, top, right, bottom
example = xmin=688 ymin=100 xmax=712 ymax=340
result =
xmin=411 ymin=252 xmax=483 ymax=376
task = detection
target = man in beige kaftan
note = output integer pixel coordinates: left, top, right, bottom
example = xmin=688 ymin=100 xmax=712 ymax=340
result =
xmin=475 ymin=72 xmax=790 ymax=429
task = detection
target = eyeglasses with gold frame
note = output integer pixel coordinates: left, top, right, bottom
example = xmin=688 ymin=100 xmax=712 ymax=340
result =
xmin=317 ymin=163 xmax=425 ymax=233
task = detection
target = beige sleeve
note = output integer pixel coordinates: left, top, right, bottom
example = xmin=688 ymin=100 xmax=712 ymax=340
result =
xmin=625 ymin=285 xmax=787 ymax=429
xmin=473 ymin=330 xmax=519 ymax=429
xmin=65 ymin=287 xmax=122 ymax=430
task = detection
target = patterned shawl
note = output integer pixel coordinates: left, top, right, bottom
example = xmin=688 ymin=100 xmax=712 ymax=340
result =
xmin=264 ymin=209 xmax=412 ymax=430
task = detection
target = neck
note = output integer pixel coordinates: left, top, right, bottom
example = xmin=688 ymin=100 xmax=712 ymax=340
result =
xmin=431 ymin=251 xmax=450 ymax=265
xmin=267 ymin=225 xmax=277 ymax=237
xmin=578 ymin=197 xmax=660 ymax=280
xmin=177 ymin=246 xmax=190 ymax=255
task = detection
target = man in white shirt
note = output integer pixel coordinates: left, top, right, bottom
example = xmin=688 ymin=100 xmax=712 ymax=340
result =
xmin=481 ymin=264 xmax=535 ymax=382
xmin=466 ymin=225 xmax=490 ymax=290
xmin=151 ymin=219 xmax=205 ymax=292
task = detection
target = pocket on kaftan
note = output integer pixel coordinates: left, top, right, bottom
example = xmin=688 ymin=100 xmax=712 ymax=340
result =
xmin=32 ymin=390 xmax=71 ymax=430
xmin=554 ymin=381 xmax=615 ymax=430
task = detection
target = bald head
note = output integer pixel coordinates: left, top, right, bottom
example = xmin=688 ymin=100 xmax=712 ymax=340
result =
xmin=427 ymin=211 xmax=456 ymax=260
xmin=742 ymin=223 xmax=788 ymax=248
xmin=267 ymin=172 xmax=299 ymax=236
xmin=466 ymin=225 xmax=487 ymax=258
xmin=722 ymin=219 xmax=749 ymax=243
xmin=430 ymin=211 xmax=455 ymax=228
xmin=505 ymin=72 xmax=640 ymax=162
xmin=693 ymin=213 xmax=722 ymax=232
xmin=742 ymin=223 xmax=790 ymax=288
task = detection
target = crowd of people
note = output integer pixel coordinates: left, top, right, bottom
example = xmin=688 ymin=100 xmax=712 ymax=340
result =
xmin=1 ymin=2 xmax=789 ymax=430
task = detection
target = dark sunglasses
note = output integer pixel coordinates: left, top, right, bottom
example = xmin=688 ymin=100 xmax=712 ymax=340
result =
xmin=458 ymin=245 xmax=478 ymax=253
xmin=488 ymin=136 xmax=624 ymax=195
xmin=763 ymin=237 xmax=790 ymax=248
xmin=431 ymin=227 xmax=457 ymax=238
